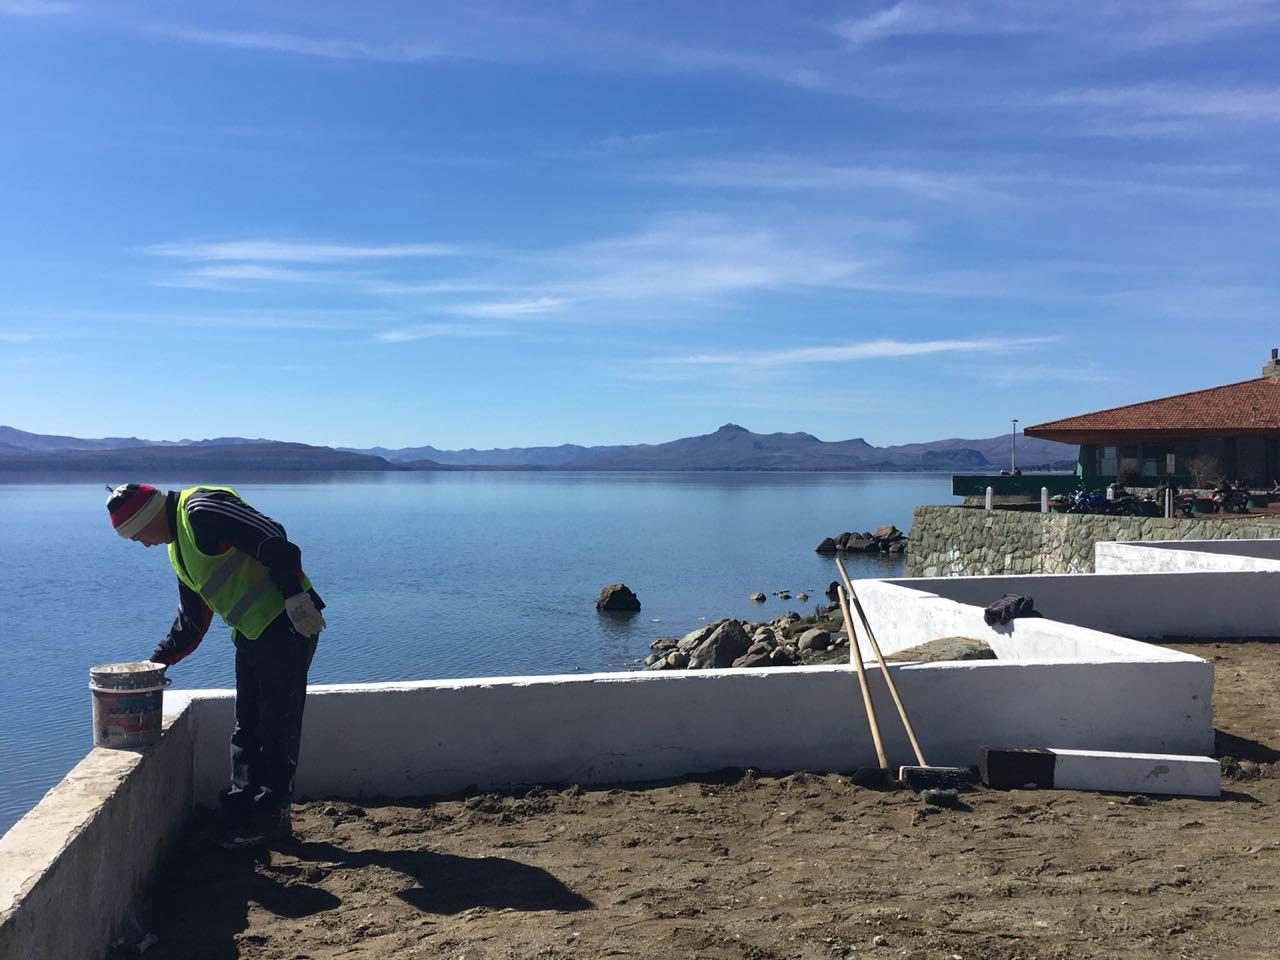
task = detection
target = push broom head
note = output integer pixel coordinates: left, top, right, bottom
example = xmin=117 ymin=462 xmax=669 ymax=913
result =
xmin=898 ymin=765 xmax=978 ymax=791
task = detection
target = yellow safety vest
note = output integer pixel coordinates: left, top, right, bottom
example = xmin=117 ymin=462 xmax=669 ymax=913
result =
xmin=167 ymin=486 xmax=313 ymax=640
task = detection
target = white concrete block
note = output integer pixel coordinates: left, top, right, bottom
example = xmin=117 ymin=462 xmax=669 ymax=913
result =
xmin=1051 ymin=748 xmax=1220 ymax=797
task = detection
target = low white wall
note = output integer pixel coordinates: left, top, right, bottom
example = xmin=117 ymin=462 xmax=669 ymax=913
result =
xmin=0 ymin=712 xmax=194 ymax=960
xmin=876 ymin=569 xmax=1280 ymax=638
xmin=848 ymin=579 xmax=1184 ymax=661
xmin=1096 ymin=539 xmax=1280 ymax=574
xmin=170 ymin=644 xmax=1213 ymax=807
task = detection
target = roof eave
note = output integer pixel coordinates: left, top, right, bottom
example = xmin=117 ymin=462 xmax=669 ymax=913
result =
xmin=1025 ymin=426 xmax=1280 ymax=444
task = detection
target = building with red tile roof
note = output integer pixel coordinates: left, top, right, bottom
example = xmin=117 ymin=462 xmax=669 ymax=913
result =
xmin=1025 ymin=351 xmax=1280 ymax=484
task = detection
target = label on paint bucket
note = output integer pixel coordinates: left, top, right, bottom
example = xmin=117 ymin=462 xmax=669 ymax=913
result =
xmin=93 ymin=688 xmax=164 ymax=748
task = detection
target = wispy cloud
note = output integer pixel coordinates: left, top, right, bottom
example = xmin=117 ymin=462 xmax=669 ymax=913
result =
xmin=646 ymin=157 xmax=993 ymax=202
xmin=155 ymin=26 xmax=442 ymax=63
xmin=451 ymin=297 xmax=571 ymax=318
xmin=657 ymin=336 xmax=1056 ymax=370
xmin=164 ymin=311 xmax=371 ymax=332
xmin=646 ymin=154 xmax=1279 ymax=208
xmin=1044 ymin=84 xmax=1280 ymax=129
xmin=834 ymin=2 xmax=1024 ymax=45
xmin=535 ymin=216 xmax=867 ymax=301
xmin=834 ymin=1 xmax=1280 ymax=48
xmin=148 ymin=239 xmax=459 ymax=263
xmin=374 ymin=323 xmax=498 ymax=344
xmin=148 ymin=238 xmax=465 ymax=290
xmin=369 ymin=279 xmax=506 ymax=296
xmin=0 ymin=330 xmax=62 ymax=342
xmin=154 ymin=263 xmax=338 ymax=289
xmin=982 ymin=362 xmax=1115 ymax=386
xmin=0 ymin=0 xmax=75 ymax=16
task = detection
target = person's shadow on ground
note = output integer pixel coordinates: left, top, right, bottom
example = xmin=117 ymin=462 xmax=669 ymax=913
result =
xmin=146 ymin=828 xmax=590 ymax=960
xmin=289 ymin=840 xmax=593 ymax=914
xmin=146 ymin=847 xmax=341 ymax=960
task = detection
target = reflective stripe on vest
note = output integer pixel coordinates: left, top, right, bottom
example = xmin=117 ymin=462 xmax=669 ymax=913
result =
xmin=226 ymin=575 xmax=277 ymax=624
xmin=167 ymin=485 xmax=314 ymax=641
xmin=199 ymin=550 xmax=250 ymax=602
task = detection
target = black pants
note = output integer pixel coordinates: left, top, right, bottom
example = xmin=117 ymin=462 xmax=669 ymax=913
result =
xmin=227 ymin=614 xmax=318 ymax=811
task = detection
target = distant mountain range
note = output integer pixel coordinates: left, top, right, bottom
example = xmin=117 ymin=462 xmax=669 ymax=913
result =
xmin=0 ymin=424 xmax=1075 ymax=473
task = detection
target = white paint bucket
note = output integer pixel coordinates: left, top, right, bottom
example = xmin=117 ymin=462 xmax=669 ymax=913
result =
xmin=88 ymin=661 xmax=170 ymax=750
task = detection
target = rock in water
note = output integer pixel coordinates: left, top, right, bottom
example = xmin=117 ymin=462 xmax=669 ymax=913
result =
xmin=749 ymin=592 xmax=766 ymax=602
xmin=596 ymin=583 xmax=641 ymax=612
xmin=689 ymin=620 xmax=752 ymax=669
xmin=825 ymin=580 xmax=840 ymax=599
xmin=815 ymin=537 xmax=838 ymax=554
xmin=873 ymin=524 xmax=903 ymax=541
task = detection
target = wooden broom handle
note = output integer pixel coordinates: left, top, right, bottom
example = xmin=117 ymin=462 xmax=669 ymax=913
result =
xmin=836 ymin=556 xmax=928 ymax=768
xmin=837 ymin=585 xmax=888 ymax=769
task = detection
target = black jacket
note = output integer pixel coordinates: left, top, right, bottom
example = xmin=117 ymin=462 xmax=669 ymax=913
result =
xmin=152 ymin=488 xmax=324 ymax=665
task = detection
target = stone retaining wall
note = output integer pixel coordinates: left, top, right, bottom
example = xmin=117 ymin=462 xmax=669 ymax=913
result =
xmin=905 ymin=505 xmax=1279 ymax=577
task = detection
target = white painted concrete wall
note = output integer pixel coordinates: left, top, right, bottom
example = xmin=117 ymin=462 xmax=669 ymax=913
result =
xmin=874 ymin=569 xmax=1280 ymax=638
xmin=847 ymin=579 xmax=1188 ymax=661
xmin=0 ymin=712 xmax=194 ymax=960
xmin=1096 ymin=539 xmax=1280 ymax=574
xmin=1050 ymin=749 xmax=1221 ymax=798
xmin=169 ymin=639 xmax=1213 ymax=807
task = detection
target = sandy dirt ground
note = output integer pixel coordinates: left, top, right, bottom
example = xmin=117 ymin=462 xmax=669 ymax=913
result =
xmin=145 ymin=640 xmax=1280 ymax=960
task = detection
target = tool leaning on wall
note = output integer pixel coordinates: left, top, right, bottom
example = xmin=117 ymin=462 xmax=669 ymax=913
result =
xmin=835 ymin=555 xmax=978 ymax=792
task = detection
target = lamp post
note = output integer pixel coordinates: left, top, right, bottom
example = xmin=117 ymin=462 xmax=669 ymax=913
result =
xmin=1010 ymin=418 xmax=1018 ymax=473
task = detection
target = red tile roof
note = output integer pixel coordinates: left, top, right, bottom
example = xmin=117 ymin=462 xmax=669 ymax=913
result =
xmin=1025 ymin=377 xmax=1280 ymax=443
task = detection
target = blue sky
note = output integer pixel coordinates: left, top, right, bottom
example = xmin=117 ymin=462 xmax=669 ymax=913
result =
xmin=1 ymin=1 xmax=1278 ymax=448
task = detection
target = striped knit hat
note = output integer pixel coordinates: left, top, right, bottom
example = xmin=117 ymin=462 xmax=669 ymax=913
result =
xmin=107 ymin=483 xmax=166 ymax=539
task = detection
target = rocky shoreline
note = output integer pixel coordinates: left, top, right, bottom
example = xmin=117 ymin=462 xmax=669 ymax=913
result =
xmin=618 ymin=520 xmax=909 ymax=673
xmin=643 ymin=604 xmax=849 ymax=671
xmin=815 ymin=523 xmax=907 ymax=555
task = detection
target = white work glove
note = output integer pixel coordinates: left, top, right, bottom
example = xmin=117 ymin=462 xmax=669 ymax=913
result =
xmin=285 ymin=593 xmax=326 ymax=638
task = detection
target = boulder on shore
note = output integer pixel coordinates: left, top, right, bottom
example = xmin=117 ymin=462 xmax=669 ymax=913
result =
xmin=596 ymin=583 xmax=641 ymax=612
xmin=689 ymin=620 xmax=752 ymax=669
xmin=798 ymin=628 xmax=831 ymax=652
xmin=885 ymin=636 xmax=995 ymax=663
xmin=677 ymin=621 xmax=722 ymax=653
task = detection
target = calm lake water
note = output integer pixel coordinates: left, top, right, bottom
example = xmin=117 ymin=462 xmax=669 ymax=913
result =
xmin=0 ymin=471 xmax=956 ymax=833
